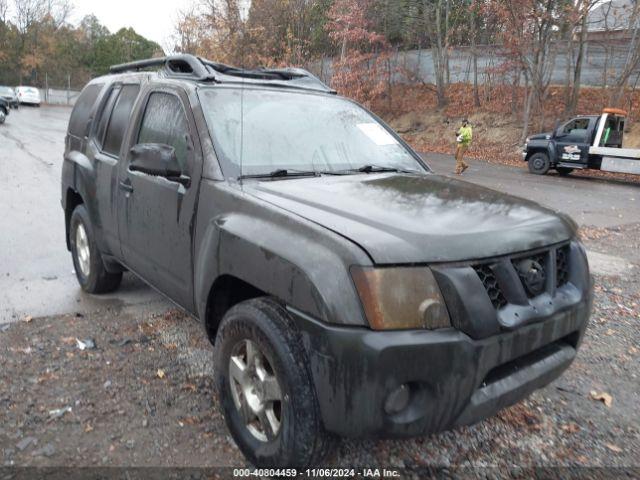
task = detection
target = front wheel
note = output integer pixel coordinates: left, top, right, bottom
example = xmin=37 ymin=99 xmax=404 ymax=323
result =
xmin=528 ymin=152 xmax=550 ymax=175
xmin=69 ymin=204 xmax=122 ymax=293
xmin=214 ymin=298 xmax=333 ymax=468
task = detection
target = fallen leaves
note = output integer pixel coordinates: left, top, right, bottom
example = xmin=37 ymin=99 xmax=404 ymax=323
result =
xmin=561 ymin=423 xmax=580 ymax=434
xmin=605 ymin=443 xmax=623 ymax=453
xmin=590 ymin=390 xmax=613 ymax=407
xmin=156 ymin=369 xmax=166 ymax=379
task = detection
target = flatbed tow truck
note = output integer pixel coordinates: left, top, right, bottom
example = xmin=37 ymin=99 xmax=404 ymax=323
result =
xmin=523 ymin=108 xmax=640 ymax=176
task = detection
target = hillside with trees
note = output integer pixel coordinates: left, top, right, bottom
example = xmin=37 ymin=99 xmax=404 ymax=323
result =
xmin=172 ymin=0 xmax=640 ymax=163
xmin=0 ymin=0 xmax=163 ymax=89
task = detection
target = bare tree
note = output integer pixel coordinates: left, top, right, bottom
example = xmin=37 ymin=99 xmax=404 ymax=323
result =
xmin=564 ymin=0 xmax=604 ymax=115
xmin=423 ymin=0 xmax=451 ymax=108
xmin=610 ymin=1 xmax=640 ymax=105
xmin=494 ymin=0 xmax=563 ymax=142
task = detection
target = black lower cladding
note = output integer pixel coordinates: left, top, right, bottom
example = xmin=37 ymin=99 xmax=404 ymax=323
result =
xmin=287 ymin=240 xmax=591 ymax=438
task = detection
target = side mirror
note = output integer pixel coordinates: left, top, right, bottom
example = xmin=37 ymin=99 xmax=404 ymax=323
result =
xmin=129 ymin=143 xmax=182 ymax=178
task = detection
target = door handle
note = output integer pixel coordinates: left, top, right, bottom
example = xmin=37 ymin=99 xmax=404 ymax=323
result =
xmin=119 ymin=180 xmax=133 ymax=193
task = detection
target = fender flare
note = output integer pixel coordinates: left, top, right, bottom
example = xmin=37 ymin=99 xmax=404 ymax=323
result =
xmin=194 ymin=212 xmax=368 ymax=329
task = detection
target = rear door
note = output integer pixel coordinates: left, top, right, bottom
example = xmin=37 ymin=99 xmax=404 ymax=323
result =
xmin=554 ymin=118 xmax=592 ymax=166
xmin=116 ymin=86 xmax=201 ymax=310
xmin=89 ymin=83 xmax=141 ymax=254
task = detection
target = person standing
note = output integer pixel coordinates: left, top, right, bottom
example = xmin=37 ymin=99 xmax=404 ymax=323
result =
xmin=455 ymin=119 xmax=473 ymax=175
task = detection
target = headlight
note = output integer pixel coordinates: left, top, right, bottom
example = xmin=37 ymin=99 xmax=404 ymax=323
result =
xmin=351 ymin=266 xmax=451 ymax=330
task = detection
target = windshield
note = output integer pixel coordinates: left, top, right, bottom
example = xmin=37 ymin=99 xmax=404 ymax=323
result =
xmin=199 ymin=88 xmax=426 ymax=177
xmin=0 ymin=87 xmax=13 ymax=95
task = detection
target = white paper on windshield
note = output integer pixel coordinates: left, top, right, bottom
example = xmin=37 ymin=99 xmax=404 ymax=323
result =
xmin=357 ymin=123 xmax=398 ymax=146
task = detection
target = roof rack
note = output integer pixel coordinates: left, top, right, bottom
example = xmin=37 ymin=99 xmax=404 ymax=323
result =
xmin=109 ymin=54 xmax=335 ymax=94
xmin=110 ymin=55 xmax=211 ymax=79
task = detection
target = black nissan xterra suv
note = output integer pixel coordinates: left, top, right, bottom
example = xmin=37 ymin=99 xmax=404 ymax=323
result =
xmin=61 ymin=55 xmax=592 ymax=468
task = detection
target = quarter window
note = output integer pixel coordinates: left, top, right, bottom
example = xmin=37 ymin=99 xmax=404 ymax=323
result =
xmin=103 ymin=84 xmax=140 ymax=156
xmin=137 ymin=92 xmax=190 ymax=172
xmin=68 ymin=83 xmax=103 ymax=138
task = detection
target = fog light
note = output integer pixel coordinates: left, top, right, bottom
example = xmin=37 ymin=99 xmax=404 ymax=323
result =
xmin=384 ymin=384 xmax=410 ymax=415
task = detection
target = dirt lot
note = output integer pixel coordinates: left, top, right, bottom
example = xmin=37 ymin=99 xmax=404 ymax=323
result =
xmin=1 ymin=224 xmax=638 ymax=476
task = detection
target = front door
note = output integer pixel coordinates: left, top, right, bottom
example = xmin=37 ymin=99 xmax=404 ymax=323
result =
xmin=117 ymin=87 xmax=201 ymax=310
xmin=554 ymin=118 xmax=591 ymax=166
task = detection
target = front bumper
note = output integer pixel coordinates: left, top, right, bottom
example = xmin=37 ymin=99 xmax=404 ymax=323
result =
xmin=290 ymin=299 xmax=590 ymax=438
xmin=289 ymin=241 xmax=592 ymax=438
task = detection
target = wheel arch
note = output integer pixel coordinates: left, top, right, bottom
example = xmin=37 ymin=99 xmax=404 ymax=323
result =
xmin=64 ymin=188 xmax=84 ymax=250
xmin=203 ymin=274 xmax=267 ymax=343
xmin=194 ymin=210 xmax=370 ymax=342
xmin=61 ymin=150 xmax=96 ymax=250
xmin=525 ymin=142 xmax=557 ymax=164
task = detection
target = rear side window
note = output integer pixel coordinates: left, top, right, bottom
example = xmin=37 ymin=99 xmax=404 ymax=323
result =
xmin=68 ymin=84 xmax=103 ymax=137
xmin=137 ymin=92 xmax=190 ymax=171
xmin=103 ymin=84 xmax=140 ymax=156
xmin=94 ymin=86 xmax=120 ymax=149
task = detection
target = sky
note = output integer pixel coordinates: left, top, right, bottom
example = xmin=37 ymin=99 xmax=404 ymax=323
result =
xmin=70 ymin=0 xmax=194 ymax=51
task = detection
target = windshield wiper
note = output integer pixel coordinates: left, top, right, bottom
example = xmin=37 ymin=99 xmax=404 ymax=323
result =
xmin=238 ymin=168 xmax=320 ymax=180
xmin=358 ymin=164 xmax=423 ymax=173
xmin=328 ymin=164 xmax=422 ymax=175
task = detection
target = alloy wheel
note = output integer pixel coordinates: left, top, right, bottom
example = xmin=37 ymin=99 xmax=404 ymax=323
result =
xmin=228 ymin=339 xmax=283 ymax=442
xmin=75 ymin=222 xmax=91 ymax=277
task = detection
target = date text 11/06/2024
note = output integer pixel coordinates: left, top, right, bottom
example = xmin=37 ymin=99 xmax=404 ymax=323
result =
xmin=233 ymin=468 xmax=401 ymax=477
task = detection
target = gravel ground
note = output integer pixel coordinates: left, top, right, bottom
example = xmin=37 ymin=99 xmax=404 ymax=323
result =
xmin=1 ymin=225 xmax=638 ymax=477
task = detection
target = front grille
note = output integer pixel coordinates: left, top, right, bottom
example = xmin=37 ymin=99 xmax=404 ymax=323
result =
xmin=512 ymin=252 xmax=547 ymax=298
xmin=474 ymin=243 xmax=571 ymax=310
xmin=474 ymin=265 xmax=508 ymax=309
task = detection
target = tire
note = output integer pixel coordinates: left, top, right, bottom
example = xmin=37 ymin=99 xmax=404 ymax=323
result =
xmin=557 ymin=167 xmax=574 ymax=176
xmin=69 ymin=204 xmax=122 ymax=293
xmin=0 ymin=110 xmax=5 ymax=124
xmin=527 ymin=152 xmax=550 ymax=175
xmin=214 ymin=297 xmax=333 ymax=468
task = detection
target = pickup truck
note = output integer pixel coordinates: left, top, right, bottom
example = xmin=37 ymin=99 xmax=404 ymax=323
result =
xmin=61 ymin=54 xmax=592 ymax=468
xmin=524 ymin=108 xmax=640 ymax=176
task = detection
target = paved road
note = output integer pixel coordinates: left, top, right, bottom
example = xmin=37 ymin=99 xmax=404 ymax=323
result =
xmin=0 ymin=106 xmax=167 ymax=323
xmin=422 ymin=153 xmax=639 ymax=228
xmin=0 ymin=106 xmax=637 ymax=323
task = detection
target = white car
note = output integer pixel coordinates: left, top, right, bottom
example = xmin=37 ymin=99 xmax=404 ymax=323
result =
xmin=15 ymin=86 xmax=41 ymax=106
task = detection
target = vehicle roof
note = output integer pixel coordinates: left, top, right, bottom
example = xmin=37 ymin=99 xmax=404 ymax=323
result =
xmin=93 ymin=54 xmax=335 ymax=96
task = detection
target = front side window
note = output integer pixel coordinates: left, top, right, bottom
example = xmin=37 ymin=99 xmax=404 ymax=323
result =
xmin=103 ymin=84 xmax=140 ymax=156
xmin=198 ymin=88 xmax=426 ymax=177
xmin=561 ymin=118 xmax=589 ymax=140
xmin=137 ymin=92 xmax=190 ymax=172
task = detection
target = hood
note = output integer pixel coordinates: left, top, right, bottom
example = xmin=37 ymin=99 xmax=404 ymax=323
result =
xmin=244 ymin=173 xmax=575 ymax=264
xmin=528 ymin=132 xmax=552 ymax=141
